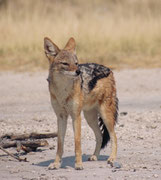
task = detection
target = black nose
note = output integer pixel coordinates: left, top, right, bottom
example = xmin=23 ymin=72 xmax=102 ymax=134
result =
xmin=76 ymin=69 xmax=80 ymax=75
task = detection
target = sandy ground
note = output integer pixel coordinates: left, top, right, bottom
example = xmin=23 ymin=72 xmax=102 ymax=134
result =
xmin=0 ymin=69 xmax=161 ymax=180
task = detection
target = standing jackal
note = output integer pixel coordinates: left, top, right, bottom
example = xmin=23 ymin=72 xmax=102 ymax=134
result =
xmin=44 ymin=37 xmax=118 ymax=170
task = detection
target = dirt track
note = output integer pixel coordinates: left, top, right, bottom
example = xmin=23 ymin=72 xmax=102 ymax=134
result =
xmin=0 ymin=69 xmax=161 ymax=180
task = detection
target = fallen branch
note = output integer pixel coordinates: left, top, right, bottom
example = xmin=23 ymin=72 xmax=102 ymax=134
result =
xmin=0 ymin=132 xmax=57 ymax=153
xmin=1 ymin=139 xmax=49 ymax=149
xmin=0 ymin=145 xmax=27 ymax=162
xmin=2 ymin=132 xmax=57 ymax=140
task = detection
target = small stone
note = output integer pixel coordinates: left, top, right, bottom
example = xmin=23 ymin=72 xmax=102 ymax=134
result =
xmin=137 ymin=136 xmax=144 ymax=140
xmin=66 ymin=169 xmax=72 ymax=172
xmin=107 ymin=163 xmax=112 ymax=168
xmin=28 ymin=152 xmax=36 ymax=155
xmin=119 ymin=124 xmax=124 ymax=127
xmin=150 ymin=125 xmax=157 ymax=129
xmin=49 ymin=146 xmax=55 ymax=150
xmin=99 ymin=165 xmax=104 ymax=168
xmin=142 ymin=166 xmax=147 ymax=169
xmin=146 ymin=125 xmax=157 ymax=129
xmin=113 ymin=161 xmax=122 ymax=169
xmin=10 ymin=169 xmax=20 ymax=174
xmin=58 ymin=176 xmax=68 ymax=180
xmin=112 ymin=169 xmax=117 ymax=172
xmin=120 ymin=112 xmax=128 ymax=116
xmin=153 ymin=174 xmax=158 ymax=178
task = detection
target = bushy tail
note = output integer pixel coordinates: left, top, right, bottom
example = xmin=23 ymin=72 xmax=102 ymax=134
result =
xmin=99 ymin=97 xmax=119 ymax=149
xmin=98 ymin=117 xmax=110 ymax=149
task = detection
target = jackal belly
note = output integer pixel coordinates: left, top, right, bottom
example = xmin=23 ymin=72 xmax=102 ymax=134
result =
xmin=82 ymin=95 xmax=99 ymax=111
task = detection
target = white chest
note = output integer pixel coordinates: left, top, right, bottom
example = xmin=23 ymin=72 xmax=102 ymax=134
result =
xmin=49 ymin=75 xmax=74 ymax=107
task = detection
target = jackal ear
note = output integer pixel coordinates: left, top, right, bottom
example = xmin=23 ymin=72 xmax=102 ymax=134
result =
xmin=44 ymin=37 xmax=60 ymax=58
xmin=64 ymin=37 xmax=76 ymax=54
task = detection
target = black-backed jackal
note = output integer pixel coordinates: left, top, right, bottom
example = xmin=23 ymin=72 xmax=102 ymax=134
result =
xmin=44 ymin=37 xmax=118 ymax=170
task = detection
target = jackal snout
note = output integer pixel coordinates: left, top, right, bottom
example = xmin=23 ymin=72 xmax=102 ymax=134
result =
xmin=75 ymin=68 xmax=81 ymax=76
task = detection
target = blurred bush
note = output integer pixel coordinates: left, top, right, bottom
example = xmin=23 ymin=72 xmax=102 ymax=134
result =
xmin=0 ymin=0 xmax=161 ymax=70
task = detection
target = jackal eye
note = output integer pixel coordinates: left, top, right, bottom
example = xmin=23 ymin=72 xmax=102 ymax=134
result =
xmin=75 ymin=62 xmax=78 ymax=65
xmin=61 ymin=62 xmax=69 ymax=66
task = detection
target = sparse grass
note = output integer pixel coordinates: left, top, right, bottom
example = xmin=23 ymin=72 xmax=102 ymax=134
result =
xmin=0 ymin=0 xmax=161 ymax=71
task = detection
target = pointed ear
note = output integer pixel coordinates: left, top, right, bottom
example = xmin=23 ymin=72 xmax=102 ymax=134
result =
xmin=64 ymin=37 xmax=76 ymax=54
xmin=44 ymin=37 xmax=60 ymax=58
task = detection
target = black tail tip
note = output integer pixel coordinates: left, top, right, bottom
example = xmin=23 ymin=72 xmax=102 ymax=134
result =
xmin=98 ymin=117 xmax=110 ymax=149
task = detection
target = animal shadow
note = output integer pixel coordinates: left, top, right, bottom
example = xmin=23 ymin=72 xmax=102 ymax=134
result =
xmin=35 ymin=154 xmax=108 ymax=169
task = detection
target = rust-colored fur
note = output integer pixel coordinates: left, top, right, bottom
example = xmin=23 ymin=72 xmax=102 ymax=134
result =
xmin=44 ymin=37 xmax=118 ymax=170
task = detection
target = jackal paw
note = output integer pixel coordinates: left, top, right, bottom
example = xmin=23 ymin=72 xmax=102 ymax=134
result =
xmin=75 ymin=163 xmax=83 ymax=170
xmin=48 ymin=162 xmax=61 ymax=170
xmin=107 ymin=156 xmax=116 ymax=167
xmin=88 ymin=155 xmax=98 ymax=161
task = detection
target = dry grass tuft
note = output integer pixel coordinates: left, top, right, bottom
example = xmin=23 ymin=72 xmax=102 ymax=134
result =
xmin=0 ymin=0 xmax=161 ymax=71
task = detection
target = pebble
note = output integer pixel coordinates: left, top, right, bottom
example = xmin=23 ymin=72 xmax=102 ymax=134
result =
xmin=142 ymin=166 xmax=147 ymax=169
xmin=10 ymin=169 xmax=20 ymax=174
xmin=120 ymin=112 xmax=128 ymax=116
xmin=113 ymin=161 xmax=122 ymax=169
xmin=28 ymin=152 xmax=36 ymax=155
xmin=112 ymin=169 xmax=117 ymax=172
xmin=99 ymin=165 xmax=104 ymax=168
xmin=137 ymin=136 xmax=144 ymax=140
xmin=66 ymin=169 xmax=72 ymax=172
xmin=119 ymin=124 xmax=124 ymax=127
xmin=153 ymin=174 xmax=158 ymax=178
xmin=49 ymin=146 xmax=55 ymax=150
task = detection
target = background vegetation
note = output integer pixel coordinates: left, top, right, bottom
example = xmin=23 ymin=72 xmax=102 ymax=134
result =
xmin=0 ymin=0 xmax=161 ymax=71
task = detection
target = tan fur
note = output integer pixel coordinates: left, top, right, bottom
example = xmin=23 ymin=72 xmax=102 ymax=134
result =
xmin=44 ymin=37 xmax=118 ymax=170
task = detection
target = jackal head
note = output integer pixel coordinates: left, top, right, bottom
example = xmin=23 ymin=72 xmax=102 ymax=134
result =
xmin=44 ymin=37 xmax=80 ymax=77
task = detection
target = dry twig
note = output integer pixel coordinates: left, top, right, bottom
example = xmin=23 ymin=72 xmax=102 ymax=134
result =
xmin=0 ymin=146 xmax=27 ymax=162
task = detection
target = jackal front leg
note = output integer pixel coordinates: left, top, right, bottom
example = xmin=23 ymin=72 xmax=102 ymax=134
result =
xmin=48 ymin=97 xmax=68 ymax=170
xmin=72 ymin=114 xmax=83 ymax=170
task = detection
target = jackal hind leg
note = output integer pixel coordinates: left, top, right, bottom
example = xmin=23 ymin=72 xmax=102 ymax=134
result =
xmin=84 ymin=109 xmax=102 ymax=161
xmin=99 ymin=102 xmax=117 ymax=166
xmin=48 ymin=97 xmax=68 ymax=170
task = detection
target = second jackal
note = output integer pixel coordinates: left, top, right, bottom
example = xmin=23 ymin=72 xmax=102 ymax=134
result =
xmin=44 ymin=37 xmax=118 ymax=170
